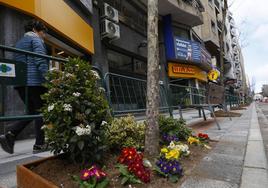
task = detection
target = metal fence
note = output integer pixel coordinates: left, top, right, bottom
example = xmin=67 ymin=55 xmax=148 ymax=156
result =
xmin=0 ymin=44 xmax=241 ymax=122
xmin=169 ymin=84 xmax=206 ymax=107
xmin=104 ymin=72 xmax=170 ymax=115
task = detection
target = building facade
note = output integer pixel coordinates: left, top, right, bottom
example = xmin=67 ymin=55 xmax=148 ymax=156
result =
xmin=0 ymin=0 xmax=246 ymax=135
xmin=196 ymin=0 xmax=246 ymax=101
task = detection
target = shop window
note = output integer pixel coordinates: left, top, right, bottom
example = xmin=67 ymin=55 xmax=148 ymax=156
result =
xmin=44 ymin=34 xmax=86 ymax=71
xmin=107 ymin=50 xmax=147 ymax=76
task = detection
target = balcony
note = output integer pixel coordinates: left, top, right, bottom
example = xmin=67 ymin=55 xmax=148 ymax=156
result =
xmin=230 ymin=19 xmax=235 ymax=27
xmin=214 ymin=0 xmax=220 ymax=13
xmin=217 ymin=19 xmax=222 ymax=32
xmin=158 ymin=0 xmax=204 ymax=27
xmin=232 ymin=37 xmax=237 ymax=46
xmin=230 ymin=28 xmax=236 ymax=36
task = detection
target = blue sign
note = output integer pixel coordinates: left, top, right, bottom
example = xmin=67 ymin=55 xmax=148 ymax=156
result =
xmin=174 ymin=37 xmax=201 ymax=63
xmin=163 ymin=15 xmax=211 ymax=65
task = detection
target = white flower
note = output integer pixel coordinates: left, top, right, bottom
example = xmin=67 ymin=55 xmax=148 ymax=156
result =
xmin=175 ymin=144 xmax=189 ymax=153
xmin=65 ymin=73 xmax=74 ymax=78
xmin=99 ymin=87 xmax=105 ymax=92
xmin=168 ymin=141 xmax=176 ymax=149
xmin=73 ymin=92 xmax=81 ymax=97
xmin=49 ymin=67 xmax=59 ymax=72
xmin=48 ymin=104 xmax=55 ymax=112
xmin=91 ymin=70 xmax=100 ymax=79
xmin=75 ymin=124 xmax=91 ymax=136
xmin=41 ymin=125 xmax=47 ymax=130
xmin=101 ymin=121 xmax=107 ymax=126
xmin=63 ymin=104 xmax=72 ymax=112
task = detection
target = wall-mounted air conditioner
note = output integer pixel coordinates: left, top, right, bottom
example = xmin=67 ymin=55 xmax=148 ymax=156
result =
xmin=101 ymin=19 xmax=120 ymax=40
xmin=102 ymin=3 xmax=119 ymax=23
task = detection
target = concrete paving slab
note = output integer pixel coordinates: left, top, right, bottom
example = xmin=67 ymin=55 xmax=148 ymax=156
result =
xmin=248 ymin=129 xmax=262 ymax=141
xmin=220 ymin=135 xmax=248 ymax=143
xmin=193 ymin=160 xmax=243 ymax=184
xmin=244 ymin=141 xmax=267 ymax=169
xmin=240 ymin=167 xmax=268 ymax=188
xmin=213 ymin=141 xmax=247 ymax=157
xmin=181 ymin=176 xmax=239 ymax=188
xmin=202 ymin=153 xmax=244 ymax=167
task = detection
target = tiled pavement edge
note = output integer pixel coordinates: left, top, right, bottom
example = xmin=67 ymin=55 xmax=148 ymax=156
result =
xmin=240 ymin=104 xmax=268 ymax=188
xmin=181 ymin=104 xmax=264 ymax=188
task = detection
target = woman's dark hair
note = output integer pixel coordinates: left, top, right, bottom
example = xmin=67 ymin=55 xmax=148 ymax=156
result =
xmin=24 ymin=19 xmax=48 ymax=32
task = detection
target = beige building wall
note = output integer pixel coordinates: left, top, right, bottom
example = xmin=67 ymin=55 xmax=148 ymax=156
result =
xmin=194 ymin=0 xmax=219 ymax=47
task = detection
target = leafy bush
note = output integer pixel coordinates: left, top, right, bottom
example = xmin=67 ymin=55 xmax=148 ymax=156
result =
xmin=41 ymin=58 xmax=110 ymax=164
xmin=105 ymin=115 xmax=145 ymax=150
xmin=159 ymin=116 xmax=192 ymax=142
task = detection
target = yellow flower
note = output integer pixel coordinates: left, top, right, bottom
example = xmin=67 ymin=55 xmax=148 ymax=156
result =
xmin=188 ymin=136 xmax=200 ymax=145
xmin=165 ymin=149 xmax=180 ymax=160
xmin=161 ymin=147 xmax=169 ymax=153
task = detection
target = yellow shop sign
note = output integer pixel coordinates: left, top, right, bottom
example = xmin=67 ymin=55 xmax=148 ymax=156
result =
xmin=168 ymin=63 xmax=208 ymax=82
xmin=208 ymin=69 xmax=220 ymax=81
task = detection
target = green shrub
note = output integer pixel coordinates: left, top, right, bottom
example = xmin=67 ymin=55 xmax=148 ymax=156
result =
xmin=159 ymin=116 xmax=192 ymax=141
xmin=105 ymin=115 xmax=145 ymax=150
xmin=41 ymin=58 xmax=111 ymax=164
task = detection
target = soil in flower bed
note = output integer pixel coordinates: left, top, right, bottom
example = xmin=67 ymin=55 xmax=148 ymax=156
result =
xmin=31 ymin=142 xmax=217 ymax=188
xmin=230 ymin=107 xmax=247 ymax=110
xmin=214 ymin=110 xmax=242 ymax=117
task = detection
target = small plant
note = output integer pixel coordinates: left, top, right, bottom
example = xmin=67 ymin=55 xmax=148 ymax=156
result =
xmin=155 ymin=141 xmax=190 ymax=183
xmin=105 ymin=115 xmax=145 ymax=150
xmin=72 ymin=165 xmax=109 ymax=188
xmin=197 ymin=133 xmax=209 ymax=142
xmin=155 ymin=158 xmax=183 ymax=183
xmin=159 ymin=116 xmax=192 ymax=142
xmin=117 ymin=147 xmax=151 ymax=184
xmin=42 ymin=58 xmax=111 ymax=164
xmin=187 ymin=136 xmax=200 ymax=145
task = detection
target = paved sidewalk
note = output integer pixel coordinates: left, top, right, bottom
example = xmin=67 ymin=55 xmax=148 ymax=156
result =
xmin=0 ymin=106 xmax=258 ymax=188
xmin=181 ymin=103 xmax=268 ymax=188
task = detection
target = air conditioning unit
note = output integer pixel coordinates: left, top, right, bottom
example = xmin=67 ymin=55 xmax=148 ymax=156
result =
xmin=101 ymin=19 xmax=120 ymax=40
xmin=102 ymin=3 xmax=119 ymax=23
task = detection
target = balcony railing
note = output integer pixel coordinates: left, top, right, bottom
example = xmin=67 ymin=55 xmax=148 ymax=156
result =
xmin=182 ymin=0 xmax=205 ymax=12
xmin=214 ymin=0 xmax=220 ymax=12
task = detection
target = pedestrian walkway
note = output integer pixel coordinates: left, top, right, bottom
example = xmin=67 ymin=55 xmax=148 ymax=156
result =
xmin=1 ymin=105 xmax=264 ymax=188
xmin=181 ymin=103 xmax=268 ymax=188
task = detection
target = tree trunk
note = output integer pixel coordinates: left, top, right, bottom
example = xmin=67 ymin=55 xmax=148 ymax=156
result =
xmin=145 ymin=0 xmax=160 ymax=157
xmin=219 ymin=0 xmax=228 ymax=86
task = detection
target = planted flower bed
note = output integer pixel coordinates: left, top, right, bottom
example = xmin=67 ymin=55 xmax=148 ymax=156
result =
xmin=17 ymin=58 xmax=216 ymax=188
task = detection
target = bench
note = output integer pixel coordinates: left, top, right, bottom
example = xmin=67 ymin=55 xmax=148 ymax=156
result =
xmin=178 ymin=82 xmax=232 ymax=130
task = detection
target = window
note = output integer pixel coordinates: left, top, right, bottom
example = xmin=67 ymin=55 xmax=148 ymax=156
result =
xmin=211 ymin=21 xmax=216 ymax=34
xmin=107 ymin=50 xmax=147 ymax=75
xmin=173 ymin=27 xmax=190 ymax=40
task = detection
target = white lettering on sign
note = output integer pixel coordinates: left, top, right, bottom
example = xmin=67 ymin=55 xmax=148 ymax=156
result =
xmin=0 ymin=63 xmax=16 ymax=77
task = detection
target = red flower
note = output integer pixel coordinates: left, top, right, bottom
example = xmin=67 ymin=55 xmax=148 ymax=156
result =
xmin=198 ymin=133 xmax=209 ymax=140
xmin=118 ymin=147 xmax=151 ymax=183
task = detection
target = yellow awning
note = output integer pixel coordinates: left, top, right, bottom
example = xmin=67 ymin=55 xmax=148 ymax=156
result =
xmin=168 ymin=62 xmax=208 ymax=82
xmin=0 ymin=0 xmax=94 ymax=54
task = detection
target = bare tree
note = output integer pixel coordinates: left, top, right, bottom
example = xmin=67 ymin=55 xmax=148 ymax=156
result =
xmin=145 ymin=0 xmax=160 ymax=157
xmin=219 ymin=0 xmax=228 ymax=86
